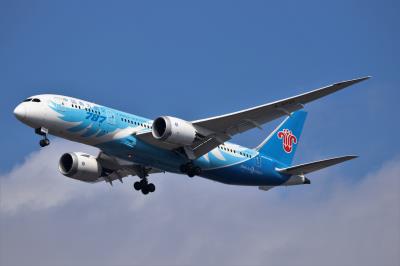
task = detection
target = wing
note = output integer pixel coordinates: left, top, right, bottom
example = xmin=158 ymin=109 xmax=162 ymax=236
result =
xmin=97 ymin=152 xmax=163 ymax=184
xmin=137 ymin=77 xmax=370 ymax=159
xmin=192 ymin=77 xmax=370 ymax=136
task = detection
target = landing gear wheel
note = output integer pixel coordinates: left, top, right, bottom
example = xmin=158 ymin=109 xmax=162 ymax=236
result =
xmin=39 ymin=138 xmax=50 ymax=147
xmin=147 ymin=183 xmax=156 ymax=193
xmin=194 ymin=167 xmax=202 ymax=175
xmin=180 ymin=162 xmax=202 ymax=177
xmin=181 ymin=162 xmax=201 ymax=178
xmin=134 ymin=178 xmax=155 ymax=195
xmin=133 ymin=181 xmax=142 ymax=191
xmin=180 ymin=164 xmax=188 ymax=173
xmin=141 ymin=186 xmax=149 ymax=195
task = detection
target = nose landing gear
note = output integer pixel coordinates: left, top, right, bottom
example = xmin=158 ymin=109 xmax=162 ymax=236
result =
xmin=39 ymin=138 xmax=50 ymax=147
xmin=35 ymin=127 xmax=50 ymax=147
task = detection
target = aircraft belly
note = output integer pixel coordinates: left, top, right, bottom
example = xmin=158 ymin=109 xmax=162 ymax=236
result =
xmin=200 ymin=160 xmax=287 ymax=186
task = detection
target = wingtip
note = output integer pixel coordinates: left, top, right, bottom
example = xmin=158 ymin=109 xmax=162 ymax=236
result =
xmin=357 ymin=76 xmax=372 ymax=81
xmin=339 ymin=76 xmax=371 ymax=85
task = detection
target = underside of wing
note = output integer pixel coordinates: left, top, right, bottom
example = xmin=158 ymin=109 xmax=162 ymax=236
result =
xmin=135 ymin=130 xmax=181 ymax=150
xmin=136 ymin=131 xmax=229 ymax=159
xmin=97 ymin=152 xmax=163 ymax=184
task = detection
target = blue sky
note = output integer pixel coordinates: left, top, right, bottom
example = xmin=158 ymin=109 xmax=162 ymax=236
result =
xmin=1 ymin=0 xmax=399 ymax=174
xmin=0 ymin=1 xmax=399 ymax=266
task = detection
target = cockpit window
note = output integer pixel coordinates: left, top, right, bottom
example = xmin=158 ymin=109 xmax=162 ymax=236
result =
xmin=23 ymin=98 xmax=32 ymax=102
xmin=32 ymin=98 xmax=41 ymax=102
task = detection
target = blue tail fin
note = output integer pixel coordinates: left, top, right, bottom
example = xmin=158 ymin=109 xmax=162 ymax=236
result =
xmin=256 ymin=111 xmax=307 ymax=166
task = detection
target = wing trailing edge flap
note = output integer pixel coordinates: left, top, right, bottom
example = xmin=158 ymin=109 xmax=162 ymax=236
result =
xmin=184 ymin=133 xmax=230 ymax=159
xmin=276 ymin=155 xmax=358 ymax=175
xmin=96 ymin=152 xmax=163 ymax=184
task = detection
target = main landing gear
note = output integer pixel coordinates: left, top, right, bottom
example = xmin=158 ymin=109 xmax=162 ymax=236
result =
xmin=180 ymin=162 xmax=202 ymax=177
xmin=35 ymin=127 xmax=50 ymax=147
xmin=133 ymin=178 xmax=156 ymax=195
xmin=133 ymin=166 xmax=156 ymax=195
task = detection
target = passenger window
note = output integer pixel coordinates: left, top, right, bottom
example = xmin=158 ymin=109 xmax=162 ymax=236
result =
xmin=32 ymin=98 xmax=41 ymax=102
xmin=23 ymin=98 xmax=32 ymax=102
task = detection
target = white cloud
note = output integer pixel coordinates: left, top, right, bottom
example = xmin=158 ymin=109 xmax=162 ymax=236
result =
xmin=0 ymin=142 xmax=399 ymax=266
xmin=0 ymin=140 xmax=103 ymax=213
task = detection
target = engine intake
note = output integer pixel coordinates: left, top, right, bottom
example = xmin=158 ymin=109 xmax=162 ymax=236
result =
xmin=152 ymin=116 xmax=197 ymax=146
xmin=59 ymin=152 xmax=102 ymax=182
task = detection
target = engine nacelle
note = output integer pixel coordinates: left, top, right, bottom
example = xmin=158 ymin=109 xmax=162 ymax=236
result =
xmin=59 ymin=152 xmax=102 ymax=182
xmin=152 ymin=116 xmax=197 ymax=146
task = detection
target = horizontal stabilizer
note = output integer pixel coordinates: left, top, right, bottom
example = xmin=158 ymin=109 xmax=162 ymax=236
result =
xmin=276 ymin=155 xmax=358 ymax=175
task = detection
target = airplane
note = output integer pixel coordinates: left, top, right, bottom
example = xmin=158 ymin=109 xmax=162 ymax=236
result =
xmin=13 ymin=77 xmax=370 ymax=194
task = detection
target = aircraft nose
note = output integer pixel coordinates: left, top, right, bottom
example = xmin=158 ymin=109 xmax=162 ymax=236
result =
xmin=13 ymin=104 xmax=26 ymax=121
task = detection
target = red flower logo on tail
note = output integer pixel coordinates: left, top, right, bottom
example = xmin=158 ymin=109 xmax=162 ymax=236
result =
xmin=277 ymin=129 xmax=297 ymax=153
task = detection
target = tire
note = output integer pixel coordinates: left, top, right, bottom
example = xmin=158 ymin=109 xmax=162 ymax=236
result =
xmin=39 ymin=139 xmax=50 ymax=147
xmin=194 ymin=167 xmax=202 ymax=175
xmin=180 ymin=164 xmax=188 ymax=173
xmin=188 ymin=172 xmax=195 ymax=178
xmin=39 ymin=139 xmax=47 ymax=147
xmin=133 ymin=181 xmax=142 ymax=191
xmin=141 ymin=187 xmax=149 ymax=195
xmin=147 ymin=183 xmax=155 ymax=193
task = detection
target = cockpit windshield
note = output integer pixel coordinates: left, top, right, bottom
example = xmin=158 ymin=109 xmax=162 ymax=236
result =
xmin=22 ymin=98 xmax=41 ymax=103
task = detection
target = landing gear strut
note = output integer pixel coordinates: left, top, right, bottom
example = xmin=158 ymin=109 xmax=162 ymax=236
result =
xmin=35 ymin=127 xmax=50 ymax=147
xmin=180 ymin=162 xmax=202 ymax=177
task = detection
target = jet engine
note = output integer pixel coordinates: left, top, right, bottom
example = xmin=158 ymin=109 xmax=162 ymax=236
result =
xmin=152 ymin=116 xmax=197 ymax=146
xmin=59 ymin=152 xmax=102 ymax=182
